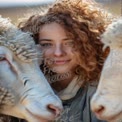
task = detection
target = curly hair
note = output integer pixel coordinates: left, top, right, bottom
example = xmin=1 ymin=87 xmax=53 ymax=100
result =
xmin=18 ymin=0 xmax=113 ymax=83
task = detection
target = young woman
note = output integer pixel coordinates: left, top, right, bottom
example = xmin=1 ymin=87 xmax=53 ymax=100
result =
xmin=17 ymin=0 xmax=112 ymax=121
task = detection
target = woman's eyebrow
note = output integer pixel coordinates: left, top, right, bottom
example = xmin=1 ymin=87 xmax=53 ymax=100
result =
xmin=39 ymin=38 xmax=72 ymax=42
xmin=39 ymin=39 xmax=52 ymax=42
xmin=63 ymin=38 xmax=73 ymax=41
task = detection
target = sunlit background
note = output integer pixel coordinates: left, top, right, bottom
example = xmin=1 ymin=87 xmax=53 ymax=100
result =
xmin=0 ymin=0 xmax=55 ymax=7
xmin=0 ymin=0 xmax=122 ymax=24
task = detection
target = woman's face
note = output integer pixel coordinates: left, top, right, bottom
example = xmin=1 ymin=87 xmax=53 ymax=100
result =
xmin=39 ymin=22 xmax=80 ymax=74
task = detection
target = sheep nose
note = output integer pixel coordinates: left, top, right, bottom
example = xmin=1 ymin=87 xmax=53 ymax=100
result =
xmin=47 ymin=104 xmax=62 ymax=117
xmin=93 ymin=104 xmax=105 ymax=114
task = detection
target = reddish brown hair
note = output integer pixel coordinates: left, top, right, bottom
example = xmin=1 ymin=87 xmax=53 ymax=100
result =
xmin=19 ymin=0 xmax=113 ymax=82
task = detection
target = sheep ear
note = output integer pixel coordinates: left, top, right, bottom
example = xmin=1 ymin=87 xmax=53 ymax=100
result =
xmin=101 ymin=18 xmax=122 ymax=48
xmin=0 ymin=16 xmax=13 ymax=33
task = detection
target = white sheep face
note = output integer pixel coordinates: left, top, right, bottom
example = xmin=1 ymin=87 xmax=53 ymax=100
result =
xmin=91 ymin=19 xmax=122 ymax=122
xmin=0 ymin=16 xmax=63 ymax=122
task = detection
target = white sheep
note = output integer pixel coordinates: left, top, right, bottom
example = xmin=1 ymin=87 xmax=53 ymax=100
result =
xmin=91 ymin=18 xmax=122 ymax=122
xmin=0 ymin=16 xmax=62 ymax=122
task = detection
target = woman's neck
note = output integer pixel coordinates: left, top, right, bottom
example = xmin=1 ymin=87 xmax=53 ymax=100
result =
xmin=51 ymin=72 xmax=76 ymax=92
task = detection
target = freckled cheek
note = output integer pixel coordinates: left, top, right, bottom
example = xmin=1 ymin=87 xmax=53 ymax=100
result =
xmin=66 ymin=47 xmax=77 ymax=53
xmin=43 ymin=52 xmax=54 ymax=68
xmin=69 ymin=47 xmax=79 ymax=55
xmin=42 ymin=49 xmax=54 ymax=59
xmin=63 ymin=47 xmax=73 ymax=54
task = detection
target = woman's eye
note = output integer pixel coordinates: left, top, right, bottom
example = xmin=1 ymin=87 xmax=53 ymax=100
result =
xmin=0 ymin=55 xmax=5 ymax=61
xmin=64 ymin=41 xmax=74 ymax=47
xmin=40 ymin=43 xmax=53 ymax=48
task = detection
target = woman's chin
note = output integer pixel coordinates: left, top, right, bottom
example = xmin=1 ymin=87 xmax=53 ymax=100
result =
xmin=52 ymin=67 xmax=70 ymax=74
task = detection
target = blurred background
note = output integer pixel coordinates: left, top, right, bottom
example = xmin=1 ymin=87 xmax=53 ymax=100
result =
xmin=0 ymin=0 xmax=121 ymax=25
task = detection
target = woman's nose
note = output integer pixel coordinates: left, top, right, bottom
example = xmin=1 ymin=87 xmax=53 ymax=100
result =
xmin=54 ymin=45 xmax=65 ymax=56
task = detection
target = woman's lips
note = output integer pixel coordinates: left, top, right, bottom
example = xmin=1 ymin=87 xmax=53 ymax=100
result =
xmin=54 ymin=60 xmax=70 ymax=65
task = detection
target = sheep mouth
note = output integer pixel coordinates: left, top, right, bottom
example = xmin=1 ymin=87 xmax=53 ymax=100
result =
xmin=25 ymin=107 xmax=57 ymax=122
xmin=96 ymin=111 xmax=122 ymax=122
xmin=108 ymin=112 xmax=122 ymax=122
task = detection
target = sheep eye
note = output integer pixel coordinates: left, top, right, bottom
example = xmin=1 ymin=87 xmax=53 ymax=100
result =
xmin=0 ymin=55 xmax=5 ymax=61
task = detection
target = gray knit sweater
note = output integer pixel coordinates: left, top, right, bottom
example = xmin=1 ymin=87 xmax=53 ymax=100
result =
xmin=54 ymin=82 xmax=106 ymax=122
